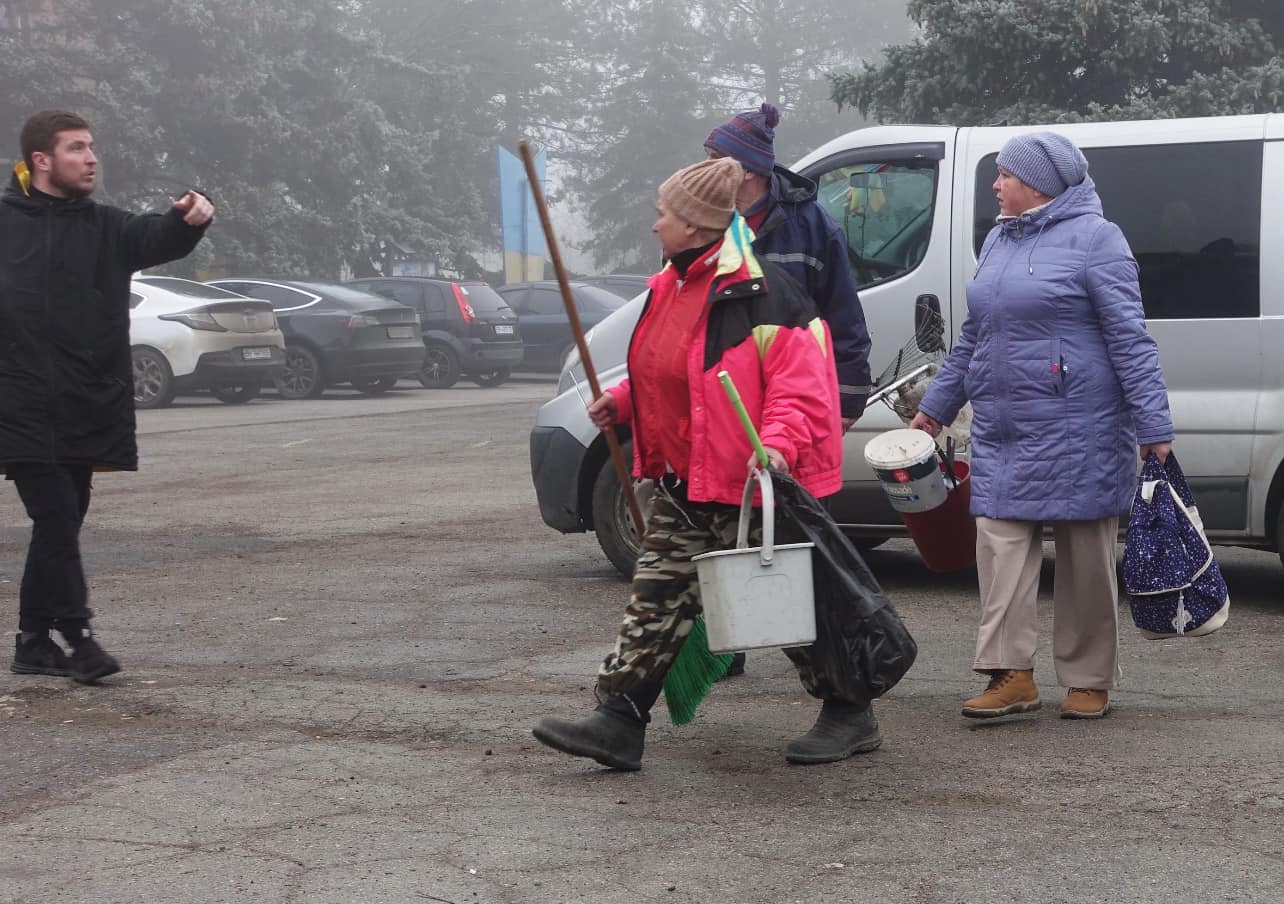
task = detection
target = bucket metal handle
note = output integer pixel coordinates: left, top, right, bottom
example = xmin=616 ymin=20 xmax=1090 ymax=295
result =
xmin=737 ymin=468 xmax=775 ymax=566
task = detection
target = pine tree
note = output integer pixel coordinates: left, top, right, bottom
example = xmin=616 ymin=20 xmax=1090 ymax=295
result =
xmin=831 ymin=0 xmax=1284 ymax=125
xmin=566 ymin=0 xmax=712 ymax=270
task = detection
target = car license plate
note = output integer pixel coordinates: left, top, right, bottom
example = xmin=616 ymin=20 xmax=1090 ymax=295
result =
xmin=494 ymin=324 xmax=515 ymax=335
xmin=241 ymin=347 xmax=273 ymax=360
xmin=387 ymin=326 xmax=415 ymax=339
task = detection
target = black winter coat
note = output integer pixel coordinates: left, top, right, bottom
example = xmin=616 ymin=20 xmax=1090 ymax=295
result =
xmin=0 ymin=173 xmax=208 ymax=471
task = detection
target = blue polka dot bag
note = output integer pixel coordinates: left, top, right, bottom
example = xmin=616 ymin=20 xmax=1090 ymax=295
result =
xmin=1122 ymin=452 xmax=1229 ymax=638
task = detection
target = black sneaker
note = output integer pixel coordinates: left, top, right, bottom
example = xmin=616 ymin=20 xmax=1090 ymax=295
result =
xmin=10 ymin=634 xmax=71 ymax=676
xmin=68 ymin=638 xmax=121 ymax=684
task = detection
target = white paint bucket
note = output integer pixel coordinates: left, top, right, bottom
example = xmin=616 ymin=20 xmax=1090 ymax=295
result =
xmin=694 ymin=469 xmax=816 ymax=654
xmin=864 ymin=428 xmax=947 ymax=514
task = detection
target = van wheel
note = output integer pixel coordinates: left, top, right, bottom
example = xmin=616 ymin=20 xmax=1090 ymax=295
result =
xmin=419 ymin=343 xmax=460 ymax=389
xmin=591 ymin=445 xmax=654 ymax=578
xmin=132 ymin=347 xmax=177 ymax=410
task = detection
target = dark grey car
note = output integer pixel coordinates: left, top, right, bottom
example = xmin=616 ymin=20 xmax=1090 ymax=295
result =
xmin=346 ymin=277 xmax=523 ymax=388
xmin=206 ymin=278 xmax=425 ymax=399
xmin=496 ymin=281 xmax=629 ymax=372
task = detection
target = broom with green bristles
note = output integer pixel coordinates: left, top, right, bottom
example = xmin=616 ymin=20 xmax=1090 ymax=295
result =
xmin=662 ymin=371 xmax=771 ymax=724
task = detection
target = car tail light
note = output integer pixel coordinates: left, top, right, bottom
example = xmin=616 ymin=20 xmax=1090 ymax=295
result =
xmin=159 ymin=308 xmax=226 ymax=332
xmin=451 ymin=284 xmax=477 ymax=324
xmin=346 ymin=313 xmax=381 ymax=328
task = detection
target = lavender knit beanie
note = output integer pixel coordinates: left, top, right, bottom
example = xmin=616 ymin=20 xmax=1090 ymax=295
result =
xmin=995 ymin=131 xmax=1089 ymax=198
xmin=704 ymin=103 xmax=780 ymax=177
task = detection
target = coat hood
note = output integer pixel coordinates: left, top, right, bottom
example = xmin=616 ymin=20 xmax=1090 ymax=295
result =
xmin=4 ymin=164 xmax=35 ymax=207
xmin=770 ymin=164 xmax=817 ymax=206
xmin=10 ymin=161 xmax=31 ymax=195
xmin=1000 ymin=175 xmax=1103 ymax=235
xmin=984 ymin=175 xmax=1105 ymax=276
xmin=4 ymin=162 xmax=93 ymax=214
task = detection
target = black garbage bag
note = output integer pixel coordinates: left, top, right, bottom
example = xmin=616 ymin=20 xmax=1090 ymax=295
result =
xmin=771 ymin=471 xmax=917 ymax=705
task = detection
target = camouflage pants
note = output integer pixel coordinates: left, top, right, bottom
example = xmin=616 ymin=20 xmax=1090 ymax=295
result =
xmin=597 ymin=488 xmax=843 ymax=703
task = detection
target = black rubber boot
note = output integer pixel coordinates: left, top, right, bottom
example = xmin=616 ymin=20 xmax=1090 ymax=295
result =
xmin=785 ymin=701 xmax=882 ymax=764
xmin=534 ymin=676 xmax=660 ymax=771
xmin=533 ymin=701 xmax=646 ymax=771
xmin=720 ymin=651 xmax=746 ymax=678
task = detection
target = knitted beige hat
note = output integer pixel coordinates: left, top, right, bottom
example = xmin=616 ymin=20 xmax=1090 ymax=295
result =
xmin=657 ymin=157 xmax=742 ymax=231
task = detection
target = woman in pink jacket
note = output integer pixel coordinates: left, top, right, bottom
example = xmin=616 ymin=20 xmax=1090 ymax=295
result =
xmin=533 ymin=158 xmax=878 ymax=771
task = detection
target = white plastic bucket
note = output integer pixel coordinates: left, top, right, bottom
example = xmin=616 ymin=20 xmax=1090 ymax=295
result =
xmin=864 ymin=428 xmax=948 ymax=514
xmin=694 ymin=469 xmax=816 ymax=654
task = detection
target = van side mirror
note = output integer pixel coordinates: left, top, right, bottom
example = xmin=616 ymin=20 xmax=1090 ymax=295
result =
xmin=848 ymin=172 xmax=871 ymax=190
xmin=914 ymin=294 xmax=945 ymax=353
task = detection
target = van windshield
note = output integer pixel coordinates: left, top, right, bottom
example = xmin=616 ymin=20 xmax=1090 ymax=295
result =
xmin=814 ymin=159 xmax=938 ymax=289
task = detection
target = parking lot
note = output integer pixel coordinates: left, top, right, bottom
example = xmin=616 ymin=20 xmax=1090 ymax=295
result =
xmin=3 ymin=380 xmax=1284 ymax=904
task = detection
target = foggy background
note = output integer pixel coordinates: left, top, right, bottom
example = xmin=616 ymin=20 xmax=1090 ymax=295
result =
xmin=2 ymin=0 xmax=1280 ymax=282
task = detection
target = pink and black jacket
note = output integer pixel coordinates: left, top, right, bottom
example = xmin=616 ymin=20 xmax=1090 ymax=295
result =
xmin=607 ymin=214 xmax=844 ymax=506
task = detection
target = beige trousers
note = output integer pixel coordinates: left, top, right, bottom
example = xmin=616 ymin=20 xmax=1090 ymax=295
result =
xmin=973 ymin=516 xmax=1122 ymax=690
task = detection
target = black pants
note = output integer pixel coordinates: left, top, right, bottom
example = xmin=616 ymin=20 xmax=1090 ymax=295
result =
xmin=6 ymin=463 xmax=93 ymax=632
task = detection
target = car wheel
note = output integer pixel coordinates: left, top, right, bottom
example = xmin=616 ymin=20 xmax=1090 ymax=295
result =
xmin=419 ymin=342 xmax=460 ymax=389
xmin=132 ymin=347 xmax=177 ymax=410
xmin=591 ymin=444 xmax=654 ymax=578
xmin=472 ymin=368 xmax=510 ymax=388
xmin=351 ymin=375 xmax=398 ymax=395
xmin=274 ymin=344 xmax=326 ymax=400
xmin=209 ymin=380 xmax=262 ymax=404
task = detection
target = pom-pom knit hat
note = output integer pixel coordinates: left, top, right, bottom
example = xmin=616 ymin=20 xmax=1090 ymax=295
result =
xmin=704 ymin=103 xmax=781 ymax=177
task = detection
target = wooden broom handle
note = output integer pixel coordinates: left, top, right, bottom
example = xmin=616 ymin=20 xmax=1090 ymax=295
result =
xmin=518 ymin=140 xmax=645 ymax=537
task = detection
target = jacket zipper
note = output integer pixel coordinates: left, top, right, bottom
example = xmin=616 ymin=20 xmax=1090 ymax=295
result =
xmin=42 ymin=205 xmax=58 ymax=461
xmin=992 ymin=231 xmax=1018 ymax=512
xmin=623 ymin=285 xmax=658 ymax=468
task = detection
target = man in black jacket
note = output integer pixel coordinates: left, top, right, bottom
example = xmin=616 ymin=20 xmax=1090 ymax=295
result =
xmin=1 ymin=109 xmax=213 ymax=683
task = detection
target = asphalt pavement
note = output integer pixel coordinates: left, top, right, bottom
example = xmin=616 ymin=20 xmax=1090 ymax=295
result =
xmin=2 ymin=379 xmax=1283 ymax=904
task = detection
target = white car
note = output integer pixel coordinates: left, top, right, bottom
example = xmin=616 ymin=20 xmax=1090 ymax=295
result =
xmin=130 ymin=276 xmax=286 ymax=409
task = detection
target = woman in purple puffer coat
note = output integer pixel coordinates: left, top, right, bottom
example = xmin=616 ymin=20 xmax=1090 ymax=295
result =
xmin=910 ymin=132 xmax=1173 ymax=721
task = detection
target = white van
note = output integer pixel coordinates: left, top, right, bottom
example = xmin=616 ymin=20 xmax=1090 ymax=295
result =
xmin=530 ymin=114 xmax=1284 ymax=575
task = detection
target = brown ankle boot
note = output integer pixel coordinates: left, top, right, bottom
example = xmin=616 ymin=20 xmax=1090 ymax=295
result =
xmin=1060 ymin=688 xmax=1110 ymax=719
xmin=961 ymin=669 xmax=1040 ymax=718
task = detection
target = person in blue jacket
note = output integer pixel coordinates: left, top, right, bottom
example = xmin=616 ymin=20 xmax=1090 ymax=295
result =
xmin=705 ymin=103 xmax=875 ymax=678
xmin=704 ymin=104 xmax=873 ymax=429
xmin=910 ymin=132 xmax=1173 ymax=721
